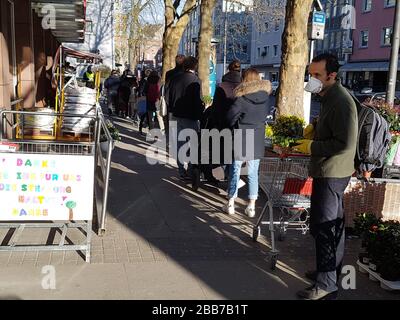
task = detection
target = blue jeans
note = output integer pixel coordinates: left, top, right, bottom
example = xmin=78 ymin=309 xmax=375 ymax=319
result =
xmin=227 ymin=160 xmax=260 ymax=200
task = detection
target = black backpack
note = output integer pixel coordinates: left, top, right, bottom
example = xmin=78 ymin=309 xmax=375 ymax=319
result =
xmin=349 ymin=91 xmax=392 ymax=173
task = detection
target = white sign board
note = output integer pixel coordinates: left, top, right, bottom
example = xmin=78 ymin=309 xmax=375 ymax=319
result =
xmin=0 ymin=154 xmax=94 ymax=221
xmin=310 ymin=11 xmax=326 ymax=40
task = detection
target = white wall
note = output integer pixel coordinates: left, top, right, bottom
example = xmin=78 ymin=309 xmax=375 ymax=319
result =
xmin=64 ymin=0 xmax=114 ymax=68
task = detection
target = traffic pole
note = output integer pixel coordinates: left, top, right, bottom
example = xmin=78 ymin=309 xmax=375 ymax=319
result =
xmin=386 ymin=0 xmax=400 ymax=105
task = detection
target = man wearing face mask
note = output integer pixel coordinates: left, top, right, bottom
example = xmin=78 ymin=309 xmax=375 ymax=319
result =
xmin=293 ymin=53 xmax=358 ymax=300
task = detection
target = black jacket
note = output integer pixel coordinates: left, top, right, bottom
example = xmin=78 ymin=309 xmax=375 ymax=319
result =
xmin=212 ymin=71 xmax=241 ymax=130
xmin=166 ymin=66 xmax=184 ymax=83
xmin=169 ymin=71 xmax=204 ymax=120
xmin=165 ymin=67 xmax=184 ymax=112
xmin=226 ymin=80 xmax=271 ymax=160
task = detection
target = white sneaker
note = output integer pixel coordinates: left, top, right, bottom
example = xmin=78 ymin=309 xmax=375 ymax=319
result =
xmin=222 ymin=203 xmax=235 ymax=215
xmin=238 ymin=179 xmax=246 ymax=189
xmin=245 ymin=206 xmax=256 ymax=218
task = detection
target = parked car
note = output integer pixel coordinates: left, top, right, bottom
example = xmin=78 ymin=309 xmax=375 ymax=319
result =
xmin=363 ymin=92 xmax=400 ymax=105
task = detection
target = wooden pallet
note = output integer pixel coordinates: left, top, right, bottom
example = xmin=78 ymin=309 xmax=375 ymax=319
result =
xmin=20 ymin=128 xmax=55 ymax=140
xmin=58 ymin=130 xmax=93 ymax=142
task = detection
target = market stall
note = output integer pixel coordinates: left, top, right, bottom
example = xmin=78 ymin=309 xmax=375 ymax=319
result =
xmin=0 ymin=47 xmax=112 ymax=262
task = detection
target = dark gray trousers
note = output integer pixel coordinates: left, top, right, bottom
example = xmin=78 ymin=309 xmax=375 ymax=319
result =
xmin=310 ymin=177 xmax=350 ymax=292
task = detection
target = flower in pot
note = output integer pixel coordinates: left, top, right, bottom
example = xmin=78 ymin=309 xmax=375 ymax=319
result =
xmin=376 ymin=221 xmax=400 ymax=281
xmin=100 ymin=120 xmax=121 ymax=152
xmin=270 ymin=115 xmax=305 ymax=154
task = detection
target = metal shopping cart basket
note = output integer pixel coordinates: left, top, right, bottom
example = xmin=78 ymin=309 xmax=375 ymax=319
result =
xmin=253 ymin=154 xmax=312 ymax=269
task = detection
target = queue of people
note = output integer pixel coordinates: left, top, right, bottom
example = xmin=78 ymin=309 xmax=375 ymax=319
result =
xmin=105 ymin=53 xmax=357 ymax=301
xmin=104 ymin=67 xmax=165 ymax=134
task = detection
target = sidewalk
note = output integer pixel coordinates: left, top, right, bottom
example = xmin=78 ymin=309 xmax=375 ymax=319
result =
xmin=0 ymin=118 xmax=399 ymax=300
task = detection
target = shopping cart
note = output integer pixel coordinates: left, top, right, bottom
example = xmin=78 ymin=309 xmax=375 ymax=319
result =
xmin=253 ymin=155 xmax=312 ymax=269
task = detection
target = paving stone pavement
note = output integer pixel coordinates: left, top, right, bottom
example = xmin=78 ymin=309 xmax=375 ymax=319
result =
xmin=0 ymin=118 xmax=399 ymax=300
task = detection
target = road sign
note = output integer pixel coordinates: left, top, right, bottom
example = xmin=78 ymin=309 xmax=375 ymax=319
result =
xmin=309 ymin=11 xmax=326 ymax=40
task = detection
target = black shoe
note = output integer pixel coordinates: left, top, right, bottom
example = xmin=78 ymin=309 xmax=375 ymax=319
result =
xmin=192 ymin=168 xmax=201 ymax=191
xmin=179 ymin=172 xmax=192 ymax=181
xmin=204 ymin=176 xmax=219 ymax=185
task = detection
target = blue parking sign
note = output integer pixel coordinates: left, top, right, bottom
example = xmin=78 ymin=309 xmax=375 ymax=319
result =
xmin=313 ymin=12 xmax=326 ymax=24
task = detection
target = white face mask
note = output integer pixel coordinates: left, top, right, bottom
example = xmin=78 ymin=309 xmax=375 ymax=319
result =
xmin=305 ymin=77 xmax=323 ymax=94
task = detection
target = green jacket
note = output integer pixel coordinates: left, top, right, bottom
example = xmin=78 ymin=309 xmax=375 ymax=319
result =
xmin=310 ymin=80 xmax=358 ymax=178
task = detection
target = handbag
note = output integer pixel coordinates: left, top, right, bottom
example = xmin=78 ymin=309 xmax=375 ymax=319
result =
xmin=156 ymin=85 xmax=167 ymax=117
xmin=156 ymin=96 xmax=167 ymax=117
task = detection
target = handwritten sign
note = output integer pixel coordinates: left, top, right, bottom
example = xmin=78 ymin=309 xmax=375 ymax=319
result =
xmin=0 ymin=154 xmax=94 ymax=221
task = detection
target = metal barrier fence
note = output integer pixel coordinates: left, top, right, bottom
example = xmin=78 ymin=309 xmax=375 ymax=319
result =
xmin=94 ymin=106 xmax=113 ymax=236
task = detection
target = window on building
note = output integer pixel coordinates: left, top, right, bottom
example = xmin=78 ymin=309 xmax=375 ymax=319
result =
xmin=85 ymin=20 xmax=93 ymax=34
xmin=274 ymin=21 xmax=279 ymax=32
xmin=325 ymin=2 xmax=331 ymax=18
xmin=330 ymin=32 xmax=336 ymax=48
xmin=242 ymin=45 xmax=248 ymax=54
xmin=385 ymin=0 xmax=396 ymax=8
xmin=362 ymin=0 xmax=372 ymax=12
xmin=336 ymin=31 xmax=342 ymax=48
xmin=382 ymin=27 xmax=393 ymax=46
xmin=323 ymin=34 xmax=329 ymax=50
xmin=265 ymin=22 xmax=269 ymax=31
xmin=360 ymin=30 xmax=369 ymax=47
xmin=332 ymin=4 xmax=337 ymax=17
xmin=261 ymin=46 xmax=269 ymax=57
xmin=273 ymin=45 xmax=278 ymax=57
xmin=257 ymin=47 xmax=261 ymax=57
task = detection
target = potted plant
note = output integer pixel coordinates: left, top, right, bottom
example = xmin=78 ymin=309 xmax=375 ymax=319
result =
xmin=100 ymin=120 xmax=121 ymax=153
xmin=353 ymin=213 xmax=380 ymax=265
xmin=375 ymin=221 xmax=400 ymax=282
xmin=269 ymin=115 xmax=305 ymax=154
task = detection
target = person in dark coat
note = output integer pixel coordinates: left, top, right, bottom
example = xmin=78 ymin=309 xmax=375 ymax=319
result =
xmin=165 ymin=54 xmax=186 ymax=85
xmin=205 ymin=60 xmax=242 ymax=181
xmin=164 ymin=54 xmax=185 ymax=139
xmin=212 ymin=60 xmax=242 ymax=130
xmin=224 ymin=68 xmax=271 ymax=218
xmin=140 ymin=71 xmax=162 ymax=134
xmin=169 ymin=56 xmax=205 ymax=180
xmin=118 ymin=70 xmax=136 ymax=118
xmin=104 ymin=70 xmax=121 ymax=115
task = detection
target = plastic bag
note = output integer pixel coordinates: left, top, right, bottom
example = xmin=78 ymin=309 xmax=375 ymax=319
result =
xmin=385 ymin=137 xmax=400 ymax=166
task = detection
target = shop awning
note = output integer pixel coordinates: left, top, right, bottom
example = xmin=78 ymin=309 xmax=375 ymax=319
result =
xmin=31 ymin=0 xmax=87 ymax=43
xmin=61 ymin=46 xmax=102 ymax=61
xmin=340 ymin=61 xmax=400 ymax=72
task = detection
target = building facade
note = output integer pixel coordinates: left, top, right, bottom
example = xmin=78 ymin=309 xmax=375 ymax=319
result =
xmin=66 ymin=0 xmax=115 ymax=68
xmin=1 ymin=0 xmax=85 ymax=111
xmin=313 ymin=0 xmax=355 ymax=66
xmin=179 ymin=0 xmax=253 ymax=82
xmin=250 ymin=10 xmax=285 ymax=82
xmin=341 ymin=0 xmax=397 ymax=91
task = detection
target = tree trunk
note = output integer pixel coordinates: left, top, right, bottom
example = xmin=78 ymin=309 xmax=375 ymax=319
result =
xmin=198 ymin=0 xmax=216 ymax=97
xmin=276 ymin=0 xmax=313 ymax=119
xmin=161 ymin=0 xmax=197 ymax=83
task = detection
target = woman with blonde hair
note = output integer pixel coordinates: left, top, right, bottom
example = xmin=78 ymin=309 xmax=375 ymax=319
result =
xmin=223 ymin=68 xmax=272 ymax=217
